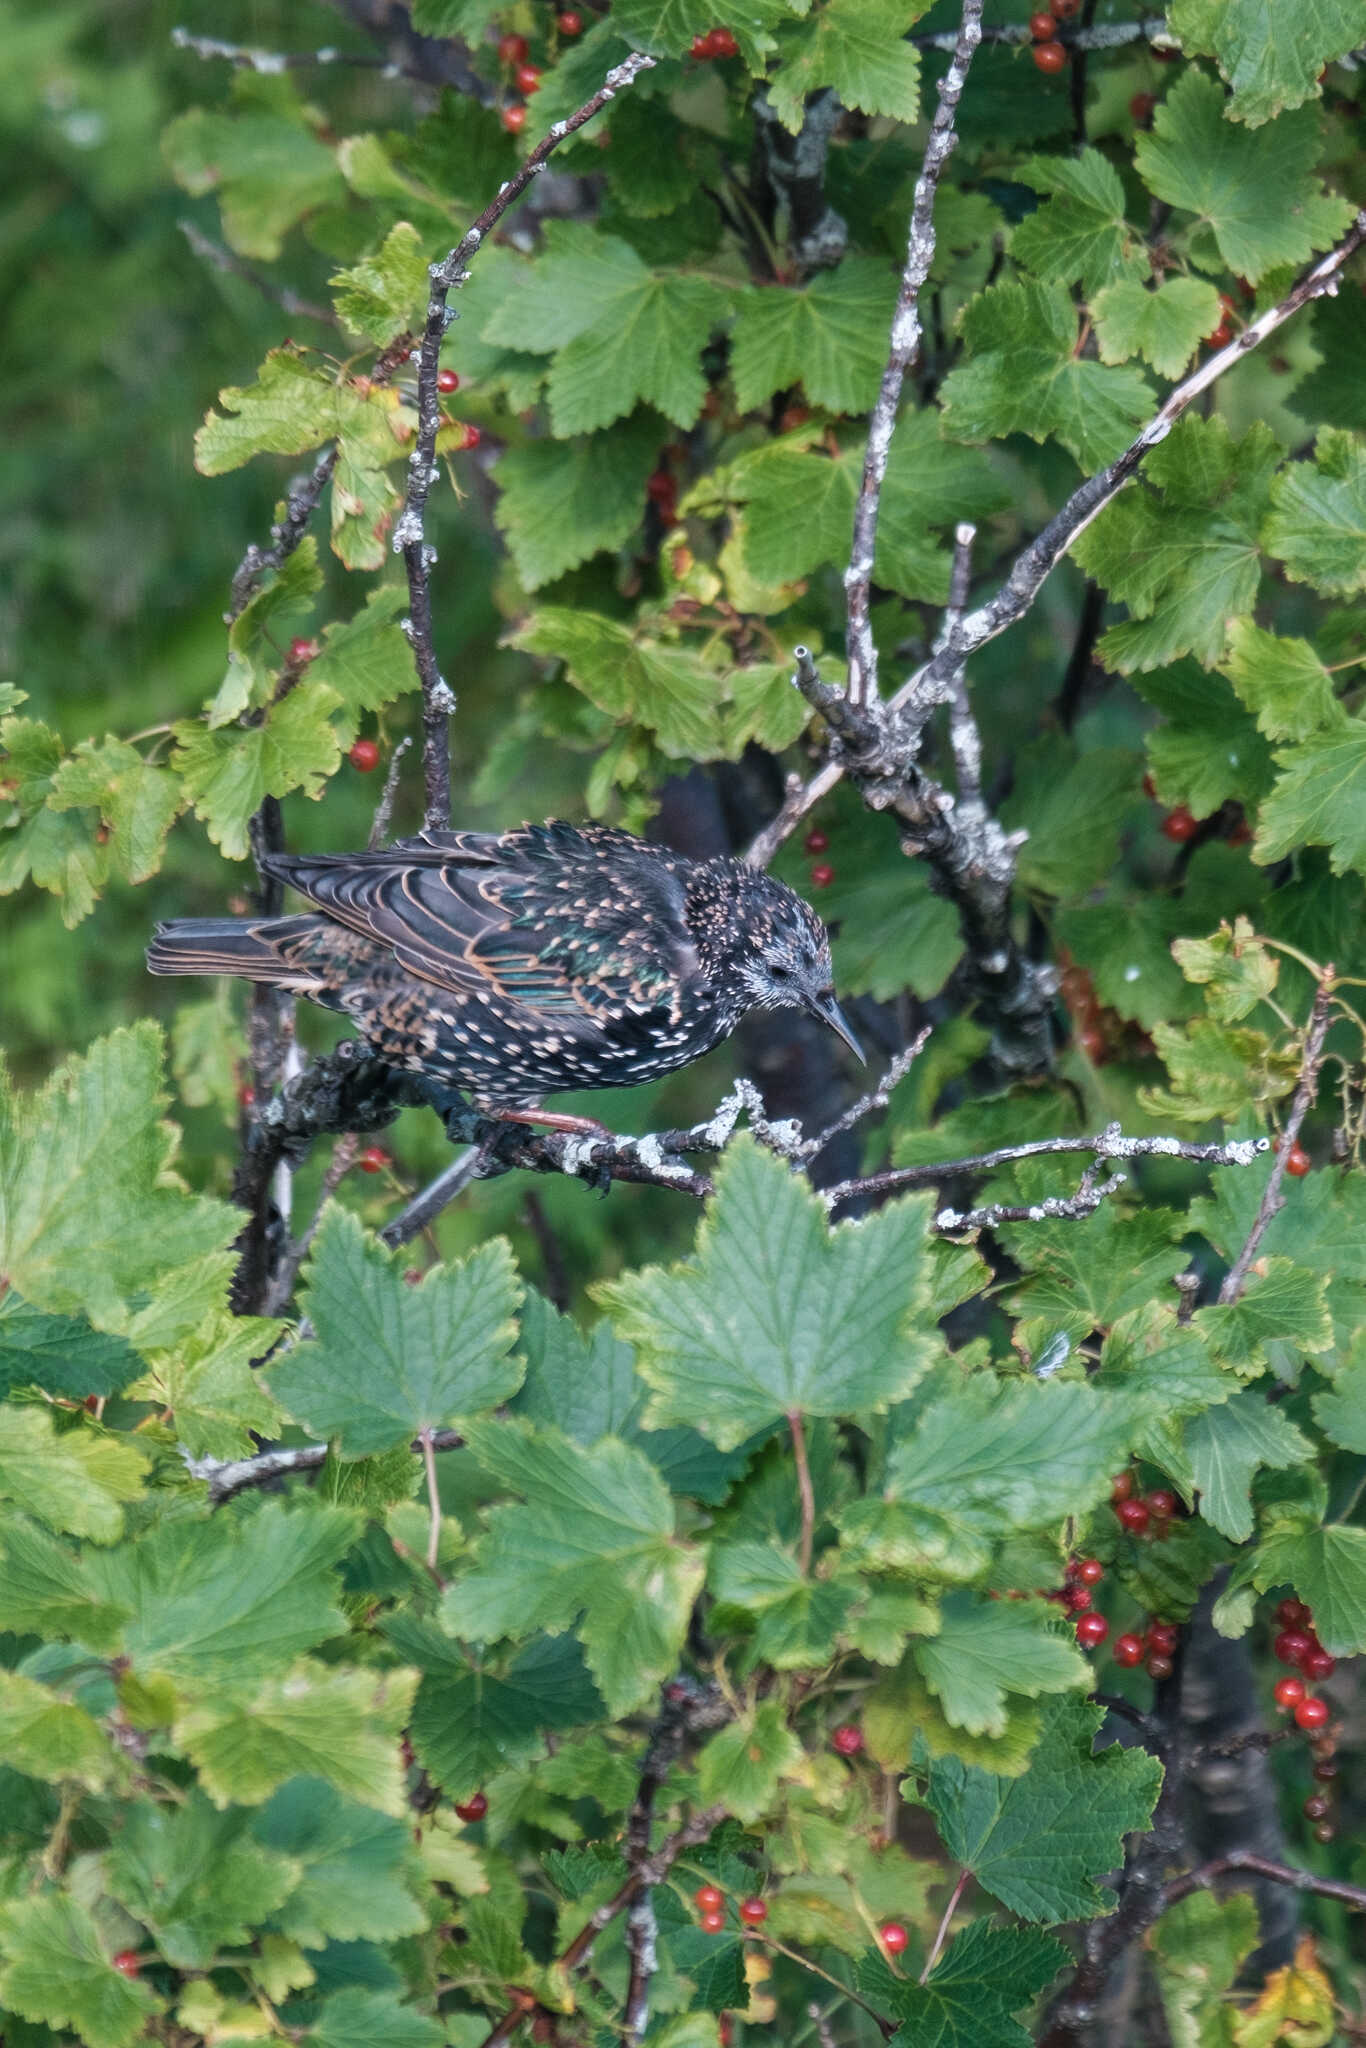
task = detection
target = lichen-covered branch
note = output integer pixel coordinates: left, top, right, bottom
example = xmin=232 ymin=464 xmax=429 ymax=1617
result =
xmin=844 ymin=0 xmax=982 ymax=709
xmin=392 ymin=54 xmax=656 ymax=830
xmin=1220 ymin=968 xmax=1335 ymax=1303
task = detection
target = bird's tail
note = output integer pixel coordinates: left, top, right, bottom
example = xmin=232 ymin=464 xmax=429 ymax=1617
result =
xmin=146 ymin=915 xmax=321 ymax=984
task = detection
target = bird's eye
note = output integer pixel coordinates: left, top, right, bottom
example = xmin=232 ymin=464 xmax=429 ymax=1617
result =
xmin=769 ymin=962 xmax=791 ymax=980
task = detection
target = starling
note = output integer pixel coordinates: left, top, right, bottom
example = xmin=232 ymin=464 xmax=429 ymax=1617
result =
xmin=148 ymin=821 xmax=862 ymax=1123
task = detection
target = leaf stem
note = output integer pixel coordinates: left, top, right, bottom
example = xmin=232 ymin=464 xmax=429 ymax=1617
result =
xmin=420 ymin=1426 xmax=442 ymax=1576
xmin=920 ymin=1867 xmax=970 ymax=1983
xmin=789 ymin=1409 xmax=815 ymax=1575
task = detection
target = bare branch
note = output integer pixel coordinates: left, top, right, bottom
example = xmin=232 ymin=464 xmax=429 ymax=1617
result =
xmin=824 ymin=1126 xmax=1269 ymax=1212
xmin=844 ymin=0 xmax=982 ymax=709
xmin=1161 ymin=1847 xmax=1366 ymax=1916
xmin=227 ymin=446 xmax=338 ymax=626
xmin=1220 ymin=968 xmax=1335 ymax=1303
xmin=942 ymin=521 xmax=981 ymax=802
xmin=802 ymin=1029 xmax=930 ymax=1159
xmin=929 ymin=1169 xmax=1129 ymax=1236
xmin=368 ymin=734 xmax=413 ymax=850
xmin=263 ymin=1131 xmax=358 ymax=1316
xmin=393 ymin=54 xmax=657 ymax=830
xmin=183 ymin=1426 xmax=465 ymax=1505
xmin=179 ymin=220 xmax=339 ymax=327
xmin=912 ymin=13 xmax=1176 ymax=49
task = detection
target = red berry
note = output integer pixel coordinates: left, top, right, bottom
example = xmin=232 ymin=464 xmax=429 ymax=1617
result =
xmin=879 ymin=1923 xmax=909 ymax=1954
xmin=557 ymin=7 xmax=583 ymax=28
xmin=1050 ymin=0 xmax=1080 ymax=13
xmin=718 ymin=2021 xmax=734 ymax=2048
xmin=237 ymin=1084 xmax=256 ymax=1107
xmin=1295 ymin=1696 xmax=1330 ymax=1731
xmin=710 ymin=26 xmax=739 ymax=54
xmin=700 ymin=1908 xmax=726 ymax=1934
xmin=1130 ymin=94 xmax=1158 ymax=126
xmin=1116 ymin=1498 xmax=1150 ymax=1535
xmin=739 ymin=1897 xmax=768 ymax=1927
xmin=831 ymin=1723 xmax=863 ymax=1756
xmin=1303 ymin=1649 xmax=1336 ymax=1680
xmin=1303 ymin=1794 xmax=1331 ymax=1821
xmin=1063 ymin=1584 xmax=1092 ymax=1613
xmin=501 ymin=104 xmax=528 ymax=132
xmin=455 ymin=1791 xmax=488 ymax=1821
xmin=1207 ymin=320 xmax=1233 ymax=348
xmin=1313 ymin=1821 xmax=1335 ymax=1844
xmin=1277 ymin=1598 xmax=1310 ymax=1627
xmin=810 ymin=863 xmax=835 ymax=888
xmin=1028 ymin=9 xmax=1057 ymax=36
xmin=1161 ymin=806 xmax=1198 ymax=842
xmin=1146 ymin=1652 xmax=1174 ymax=1681
xmin=1283 ymin=1142 xmax=1311 ymax=1178
xmin=358 ymin=1145 xmax=389 ymax=1175
xmin=1273 ymin=1675 xmax=1307 ymax=1709
xmin=1146 ymin=1622 xmax=1179 ymax=1656
xmin=1274 ymin=1629 xmax=1313 ymax=1667
xmin=515 ymin=61 xmax=542 ymax=90
xmin=1114 ymin=1633 xmax=1144 ymax=1667
xmin=1111 ymin=1471 xmax=1134 ymax=1503
xmin=645 ymin=469 xmax=675 ymax=502
xmin=349 ymin=737 xmax=380 ymax=772
xmin=1146 ymin=1490 xmax=1177 ymax=1520
xmin=460 ymin=424 xmax=482 ymax=451
xmin=1032 ymin=39 xmax=1067 ymax=73
xmin=112 ymin=1952 xmax=140 ymax=1979
xmin=691 ymin=31 xmax=714 ymax=54
xmin=1076 ymin=1558 xmax=1105 ymax=1586
xmin=437 ymin=369 xmax=460 ymax=394
xmin=1076 ymin=1613 xmax=1109 ymax=1649
xmin=288 ymin=636 xmax=318 ymax=665
xmin=804 ymin=828 xmax=829 ymax=854
xmin=1313 ymin=1759 xmax=1339 ymax=1782
xmin=498 ymin=32 xmax=529 ymax=62
xmin=694 ymin=1885 xmax=724 ymax=1911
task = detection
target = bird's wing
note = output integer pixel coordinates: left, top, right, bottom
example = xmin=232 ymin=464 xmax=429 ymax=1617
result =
xmin=262 ymin=823 xmax=694 ymax=1021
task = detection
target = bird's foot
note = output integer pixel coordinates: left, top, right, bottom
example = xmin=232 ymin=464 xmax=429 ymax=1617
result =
xmin=482 ymin=1105 xmax=613 ymax=1138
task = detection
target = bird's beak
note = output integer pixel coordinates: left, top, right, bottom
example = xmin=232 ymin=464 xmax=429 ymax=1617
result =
xmin=806 ymin=990 xmax=865 ymax=1064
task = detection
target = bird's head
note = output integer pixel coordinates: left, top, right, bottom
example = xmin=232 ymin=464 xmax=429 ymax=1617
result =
xmin=733 ymin=875 xmax=864 ymax=1062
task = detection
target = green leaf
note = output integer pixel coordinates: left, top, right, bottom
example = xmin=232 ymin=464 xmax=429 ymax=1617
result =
xmin=1074 ymin=416 xmax=1280 ymax=673
xmin=172 ymin=681 xmax=342 ymax=861
xmin=1180 ymin=1392 xmax=1314 ymax=1541
xmin=1002 ymin=1201 xmax=1186 ymax=1339
xmin=87 ymin=1498 xmax=357 ymax=1690
xmin=1253 ymin=1524 xmax=1366 ymax=1655
xmin=0 ymin=1293 xmax=142 ymax=1399
xmin=442 ymin=1418 xmax=704 ymax=1715
xmin=708 ymin=1541 xmax=855 ymax=1668
xmin=104 ymin=1791 xmax=299 ymax=1969
xmin=196 ymin=346 xmax=353 ymax=474
xmin=174 ymin=1660 xmax=416 ymax=1812
xmin=0 ymin=1407 xmax=146 ymax=1543
xmin=510 ymin=609 xmax=724 ymax=759
xmin=601 ymin=1137 xmax=935 ymax=1450
xmin=1136 ymin=661 xmax=1274 ymax=817
xmin=767 ymin=0 xmax=923 ymax=131
xmin=492 ymin=409 xmax=661 ymax=589
xmin=307 ymin=586 xmax=419 ymax=749
xmin=549 ymin=272 xmax=729 ymax=435
xmin=0 ymin=1022 xmax=237 ymax=1327
xmin=1254 ymin=719 xmax=1366 ymax=875
xmin=696 ymin=1700 xmax=803 ymax=1822
xmin=606 ymin=0 xmax=790 ymax=65
xmin=912 ymin=1594 xmax=1088 ymax=1737
xmin=1004 ymin=747 xmax=1140 ymax=898
xmin=308 ymin=1987 xmax=444 ymax=2048
xmin=1092 ymin=276 xmax=1222 ymax=380
xmin=1170 ymin=917 xmax=1279 ymax=1023
xmin=1168 ymin=0 xmax=1364 ymax=124
xmin=1134 ymin=70 xmax=1355 ymax=283
xmin=925 ymin=1695 xmax=1163 ymax=1922
xmin=138 ymin=1306 xmax=286 ymax=1463
xmin=1220 ymin=620 xmax=1343 ymax=742
xmin=48 ymin=737 xmax=182 ymax=884
xmin=1311 ymin=1348 xmax=1366 ymax=1452
xmin=254 ymin=1779 xmax=427 ymax=1949
xmin=1263 ymin=428 xmax=1366 ymax=597
xmin=1150 ymin=1889 xmax=1259 ymax=2048
xmin=731 ymin=259 xmax=900 ymax=415
xmin=0 ymin=1668 xmax=120 ymax=1792
xmin=0 ymin=1518 xmax=129 ymax=1650
xmin=940 ymin=279 xmax=1153 ymax=470
xmin=1012 ymin=150 xmax=1150 ymax=296
xmin=164 ymin=104 xmax=344 ymax=260
xmin=400 ymin=1625 xmax=603 ymax=1803
xmin=860 ymin=1921 xmax=1067 ymax=2048
xmin=330 ymin=221 xmax=428 ymax=344
xmin=1197 ymin=1259 xmax=1332 ymax=1371
xmin=269 ymin=1208 xmax=522 ymax=1457
xmin=0 ymin=1892 xmax=161 ymax=2048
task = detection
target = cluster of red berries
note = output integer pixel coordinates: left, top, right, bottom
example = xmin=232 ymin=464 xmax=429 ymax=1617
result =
xmin=691 ymin=26 xmax=740 ymax=56
xmin=804 ymin=824 xmax=834 ymax=889
xmin=646 ymin=465 xmax=678 ymax=526
xmin=496 ymin=33 xmax=544 ymax=132
xmin=433 ymin=367 xmax=481 ymax=449
xmin=1111 ymin=1468 xmax=1179 ymax=1539
xmin=694 ymin=1882 xmax=906 ymax=1954
xmin=1113 ymin=1618 xmax=1181 ymax=1681
xmin=1028 ymin=0 xmax=1078 ymax=73
xmin=1270 ymin=1598 xmax=1336 ymax=1734
xmin=1205 ymin=292 xmax=1238 ymax=349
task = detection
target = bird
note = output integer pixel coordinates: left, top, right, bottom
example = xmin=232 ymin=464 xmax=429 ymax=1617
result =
xmin=147 ymin=820 xmax=863 ymax=1129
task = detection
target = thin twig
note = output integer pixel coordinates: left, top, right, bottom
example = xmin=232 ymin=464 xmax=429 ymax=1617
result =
xmin=1220 ymin=969 xmax=1335 ymax=1303
xmin=183 ymin=1427 xmax=465 ymax=1505
xmin=393 ymin=53 xmax=657 ymax=830
xmin=368 ymin=734 xmax=412 ymax=849
xmin=263 ymin=1131 xmax=358 ymax=1316
xmin=790 ymin=1410 xmax=816 ymax=1575
xmin=1161 ymin=1848 xmax=1366 ymax=1916
xmin=802 ymin=1029 xmax=930 ymax=1158
xmin=227 ymin=447 xmax=338 ymax=626
xmin=622 ymin=1683 xmax=729 ymax=2044
xmin=920 ymin=1868 xmax=970 ymax=1984
xmin=942 ymin=522 xmax=981 ymax=801
xmin=929 ymin=1170 xmax=1127 ymax=1235
xmin=172 ymin=26 xmax=416 ymax=74
xmin=844 ymin=0 xmax=982 ymax=709
xmin=912 ymin=14 xmax=1175 ymax=48
xmin=748 ymin=208 xmax=1366 ymax=865
xmin=420 ymin=1427 xmax=443 ymax=1575
xmin=823 ymin=1127 xmax=1268 ymax=1212
xmin=179 ymin=220 xmax=339 ymax=326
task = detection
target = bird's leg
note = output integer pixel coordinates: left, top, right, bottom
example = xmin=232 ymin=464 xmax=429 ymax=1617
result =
xmin=481 ymin=1105 xmax=613 ymax=1138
